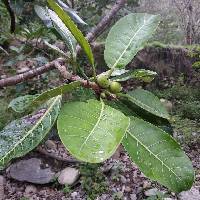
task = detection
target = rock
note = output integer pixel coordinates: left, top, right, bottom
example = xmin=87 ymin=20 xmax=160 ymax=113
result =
xmin=0 ymin=176 xmax=4 ymax=200
xmin=71 ymin=191 xmax=78 ymax=198
xmin=45 ymin=140 xmax=57 ymax=149
xmin=178 ymin=187 xmax=200 ymax=200
xmin=25 ymin=185 xmax=37 ymax=195
xmin=58 ymin=167 xmax=80 ymax=185
xmin=125 ymin=186 xmax=132 ymax=192
xmin=164 ymin=198 xmax=174 ymax=200
xmin=144 ymin=188 xmax=158 ymax=196
xmin=120 ymin=175 xmax=127 ymax=184
xmin=143 ymin=181 xmax=151 ymax=189
xmin=8 ymin=158 xmax=55 ymax=184
xmin=130 ymin=193 xmax=137 ymax=200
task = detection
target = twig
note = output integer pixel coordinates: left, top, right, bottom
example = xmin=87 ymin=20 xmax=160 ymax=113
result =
xmin=0 ymin=0 xmax=126 ymax=88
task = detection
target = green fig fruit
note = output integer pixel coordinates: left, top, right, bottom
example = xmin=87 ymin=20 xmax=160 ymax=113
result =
xmin=97 ymin=74 xmax=110 ymax=88
xmin=109 ymin=81 xmax=122 ymax=94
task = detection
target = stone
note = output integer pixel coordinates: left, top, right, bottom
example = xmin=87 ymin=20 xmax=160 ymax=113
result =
xmin=143 ymin=181 xmax=151 ymax=189
xmin=144 ymin=188 xmax=158 ymax=196
xmin=0 ymin=176 xmax=4 ymax=200
xmin=120 ymin=175 xmax=127 ymax=184
xmin=25 ymin=185 xmax=37 ymax=195
xmin=178 ymin=187 xmax=200 ymax=200
xmin=130 ymin=193 xmax=137 ymax=200
xmin=58 ymin=167 xmax=80 ymax=185
xmin=125 ymin=186 xmax=132 ymax=192
xmin=8 ymin=158 xmax=55 ymax=184
xmin=71 ymin=191 xmax=78 ymax=198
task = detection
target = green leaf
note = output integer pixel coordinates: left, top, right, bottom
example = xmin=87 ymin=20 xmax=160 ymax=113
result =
xmin=57 ymin=0 xmax=87 ymax=25
xmin=8 ymin=95 xmax=39 ymax=113
xmin=57 ymin=99 xmax=130 ymax=163
xmin=47 ymin=9 xmax=77 ymax=59
xmin=34 ymin=5 xmax=76 ymax=59
xmin=34 ymin=5 xmax=52 ymax=28
xmin=112 ymin=69 xmax=157 ymax=82
xmin=48 ymin=0 xmax=94 ymax=66
xmin=33 ymin=82 xmax=80 ymax=104
xmin=118 ymin=89 xmax=170 ymax=119
xmin=104 ymin=13 xmax=160 ymax=69
xmin=110 ymin=69 xmax=129 ymax=76
xmin=123 ymin=117 xmax=194 ymax=192
xmin=9 ymin=82 xmax=80 ymax=113
xmin=0 ymin=96 xmax=62 ymax=170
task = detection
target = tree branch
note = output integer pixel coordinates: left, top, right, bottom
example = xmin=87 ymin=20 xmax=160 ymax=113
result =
xmin=86 ymin=0 xmax=127 ymax=42
xmin=0 ymin=0 xmax=126 ymax=88
xmin=0 ymin=58 xmax=65 ymax=87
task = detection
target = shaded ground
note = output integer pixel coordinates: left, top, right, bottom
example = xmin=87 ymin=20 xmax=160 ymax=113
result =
xmin=2 ymin=133 xmax=200 ymax=200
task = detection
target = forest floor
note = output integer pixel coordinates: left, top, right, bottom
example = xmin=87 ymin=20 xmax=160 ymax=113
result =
xmin=2 ymin=130 xmax=200 ymax=200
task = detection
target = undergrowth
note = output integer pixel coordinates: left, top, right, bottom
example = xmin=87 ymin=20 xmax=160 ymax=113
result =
xmin=80 ymin=163 xmax=108 ymax=200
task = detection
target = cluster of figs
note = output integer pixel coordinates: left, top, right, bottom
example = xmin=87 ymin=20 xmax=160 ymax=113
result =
xmin=97 ymin=74 xmax=122 ymax=96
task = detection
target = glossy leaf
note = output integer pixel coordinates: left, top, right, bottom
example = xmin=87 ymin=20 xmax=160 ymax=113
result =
xmin=33 ymin=82 xmax=80 ymax=104
xmin=9 ymin=82 xmax=80 ymax=113
xmin=123 ymin=117 xmax=194 ymax=192
xmin=118 ymin=89 xmax=170 ymax=119
xmin=48 ymin=0 xmax=94 ymax=66
xmin=104 ymin=13 xmax=160 ymax=69
xmin=112 ymin=69 xmax=157 ymax=82
xmin=57 ymin=0 xmax=87 ymax=25
xmin=57 ymin=99 xmax=130 ymax=163
xmin=110 ymin=69 xmax=129 ymax=77
xmin=47 ymin=9 xmax=77 ymax=58
xmin=0 ymin=96 xmax=62 ymax=170
xmin=8 ymin=95 xmax=39 ymax=113
xmin=34 ymin=5 xmax=52 ymax=28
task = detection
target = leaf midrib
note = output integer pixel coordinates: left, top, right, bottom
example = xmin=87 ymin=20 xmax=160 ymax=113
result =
xmin=127 ymin=130 xmax=182 ymax=181
xmin=79 ymin=100 xmax=105 ymax=152
xmin=0 ymin=96 xmax=61 ymax=164
xmin=112 ymin=14 xmax=153 ymax=69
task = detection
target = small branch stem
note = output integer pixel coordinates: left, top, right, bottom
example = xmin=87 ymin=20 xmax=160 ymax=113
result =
xmin=107 ymin=68 xmax=115 ymax=78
